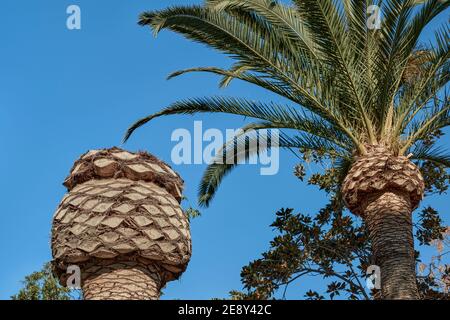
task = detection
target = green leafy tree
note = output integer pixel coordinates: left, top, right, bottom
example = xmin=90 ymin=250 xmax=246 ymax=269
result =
xmin=229 ymin=206 xmax=448 ymax=300
xmin=125 ymin=0 xmax=449 ymax=299
xmin=11 ymin=263 xmax=80 ymax=300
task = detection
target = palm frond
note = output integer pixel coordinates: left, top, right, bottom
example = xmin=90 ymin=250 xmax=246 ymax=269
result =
xmin=410 ymin=143 xmax=450 ymax=167
xmin=198 ymin=127 xmax=350 ymax=206
xmin=401 ymin=94 xmax=450 ymax=153
xmin=278 ymin=133 xmax=352 ymax=159
xmin=139 ymin=6 xmax=322 ymax=112
xmin=206 ymin=0 xmax=321 ymax=60
xmin=218 ymin=63 xmax=254 ymax=88
xmin=140 ymin=5 xmax=370 ymax=147
xmin=293 ymin=0 xmax=376 ymax=143
xmin=393 ymin=37 xmax=450 ymax=140
xmin=375 ymin=0 xmax=417 ymax=134
xmin=139 ymin=6 xmax=297 ymax=76
xmin=198 ymin=127 xmax=279 ymax=206
xmin=123 ymin=96 xmax=356 ymax=148
xmin=167 ymin=66 xmax=301 ymax=101
xmin=375 ymin=0 xmax=448 ymax=137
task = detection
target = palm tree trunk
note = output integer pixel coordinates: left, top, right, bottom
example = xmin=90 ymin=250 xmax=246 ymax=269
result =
xmin=82 ymin=261 xmax=163 ymax=300
xmin=362 ymin=189 xmax=419 ymax=299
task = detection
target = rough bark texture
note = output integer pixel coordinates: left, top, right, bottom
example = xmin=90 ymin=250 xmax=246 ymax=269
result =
xmin=51 ymin=147 xmax=191 ymax=300
xmin=342 ymin=145 xmax=425 ymax=300
xmin=52 ymin=177 xmax=191 ymax=280
xmin=63 ymin=147 xmax=184 ymax=202
xmin=82 ymin=261 xmax=162 ymax=300
xmin=342 ymin=145 xmax=424 ymax=216
xmin=362 ymin=190 xmax=418 ymax=299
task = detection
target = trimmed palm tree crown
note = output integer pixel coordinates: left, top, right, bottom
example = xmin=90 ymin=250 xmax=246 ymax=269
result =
xmin=124 ymin=0 xmax=449 ymax=299
xmin=51 ymin=148 xmax=191 ymax=300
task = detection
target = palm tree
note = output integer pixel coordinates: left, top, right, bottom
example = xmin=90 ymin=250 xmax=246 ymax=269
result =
xmin=51 ymin=148 xmax=191 ymax=300
xmin=124 ymin=0 xmax=449 ymax=299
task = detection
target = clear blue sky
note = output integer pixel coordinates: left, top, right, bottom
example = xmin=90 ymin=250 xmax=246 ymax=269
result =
xmin=0 ymin=0 xmax=448 ymax=300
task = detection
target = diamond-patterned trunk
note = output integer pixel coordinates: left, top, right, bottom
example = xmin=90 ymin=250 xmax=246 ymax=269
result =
xmin=51 ymin=147 xmax=191 ymax=300
xmin=342 ymin=145 xmax=425 ymax=300
xmin=82 ymin=261 xmax=163 ymax=300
